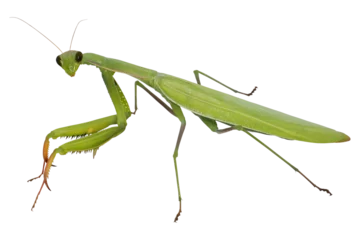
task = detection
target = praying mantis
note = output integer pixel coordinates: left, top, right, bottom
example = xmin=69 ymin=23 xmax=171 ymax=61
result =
xmin=12 ymin=18 xmax=350 ymax=222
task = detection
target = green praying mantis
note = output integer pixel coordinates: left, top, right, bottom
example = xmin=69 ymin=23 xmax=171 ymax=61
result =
xmin=13 ymin=18 xmax=350 ymax=222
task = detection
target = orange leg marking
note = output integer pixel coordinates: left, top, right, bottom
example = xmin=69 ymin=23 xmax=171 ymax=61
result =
xmin=28 ymin=138 xmax=50 ymax=182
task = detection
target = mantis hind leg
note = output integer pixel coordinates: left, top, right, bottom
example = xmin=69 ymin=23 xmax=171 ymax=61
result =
xmin=31 ymin=126 xmax=125 ymax=211
xmin=193 ymin=70 xmax=257 ymax=96
xmin=234 ymin=126 xmax=333 ymax=197
xmin=193 ymin=77 xmax=333 ymax=196
xmin=195 ymin=116 xmax=331 ymax=195
xmin=132 ymin=81 xmax=186 ymax=222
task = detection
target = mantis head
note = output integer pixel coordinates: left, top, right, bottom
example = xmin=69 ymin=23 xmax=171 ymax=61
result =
xmin=56 ymin=51 xmax=83 ymax=77
xmin=11 ymin=17 xmax=87 ymax=77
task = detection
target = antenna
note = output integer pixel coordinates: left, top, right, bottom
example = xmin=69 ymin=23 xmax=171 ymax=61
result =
xmin=9 ymin=16 xmax=64 ymax=53
xmin=69 ymin=19 xmax=87 ymax=50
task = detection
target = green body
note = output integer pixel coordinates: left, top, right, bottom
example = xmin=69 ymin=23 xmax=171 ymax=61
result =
xmin=156 ymin=74 xmax=349 ymax=143
xmin=81 ymin=52 xmax=349 ymax=143
xmin=29 ymin=49 xmax=349 ymax=221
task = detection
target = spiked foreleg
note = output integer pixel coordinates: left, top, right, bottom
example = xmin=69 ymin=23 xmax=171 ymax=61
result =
xmin=31 ymin=124 xmax=127 ymax=211
xmin=26 ymin=114 xmax=117 ymax=186
xmin=31 ymin=68 xmax=130 ymax=211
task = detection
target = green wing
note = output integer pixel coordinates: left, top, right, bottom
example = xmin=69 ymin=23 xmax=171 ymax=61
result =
xmin=155 ymin=74 xmax=350 ymax=143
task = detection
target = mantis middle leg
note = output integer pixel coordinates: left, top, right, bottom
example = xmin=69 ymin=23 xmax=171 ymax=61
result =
xmin=193 ymin=70 xmax=257 ymax=96
xmin=132 ymin=81 xmax=186 ymax=222
xmin=134 ymin=68 xmax=259 ymax=112
xmin=31 ymin=69 xmax=131 ymax=210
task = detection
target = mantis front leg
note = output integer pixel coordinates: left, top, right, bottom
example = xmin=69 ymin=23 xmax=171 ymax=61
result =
xmin=31 ymin=126 xmax=126 ymax=210
xmin=27 ymin=115 xmax=118 ymax=183
xmin=30 ymin=69 xmax=131 ymax=210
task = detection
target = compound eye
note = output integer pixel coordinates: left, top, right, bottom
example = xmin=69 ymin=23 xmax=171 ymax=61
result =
xmin=56 ymin=56 xmax=62 ymax=66
xmin=75 ymin=52 xmax=83 ymax=62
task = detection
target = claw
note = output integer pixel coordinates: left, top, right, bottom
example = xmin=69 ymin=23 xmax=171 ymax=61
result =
xmin=240 ymin=85 xmax=259 ymax=97
xmin=171 ymin=219 xmax=180 ymax=224
xmin=26 ymin=173 xmax=42 ymax=183
xmin=298 ymin=170 xmax=334 ymax=197
xmin=171 ymin=201 xmax=184 ymax=224
xmin=246 ymin=86 xmax=257 ymax=96
xmin=320 ymin=187 xmax=334 ymax=197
